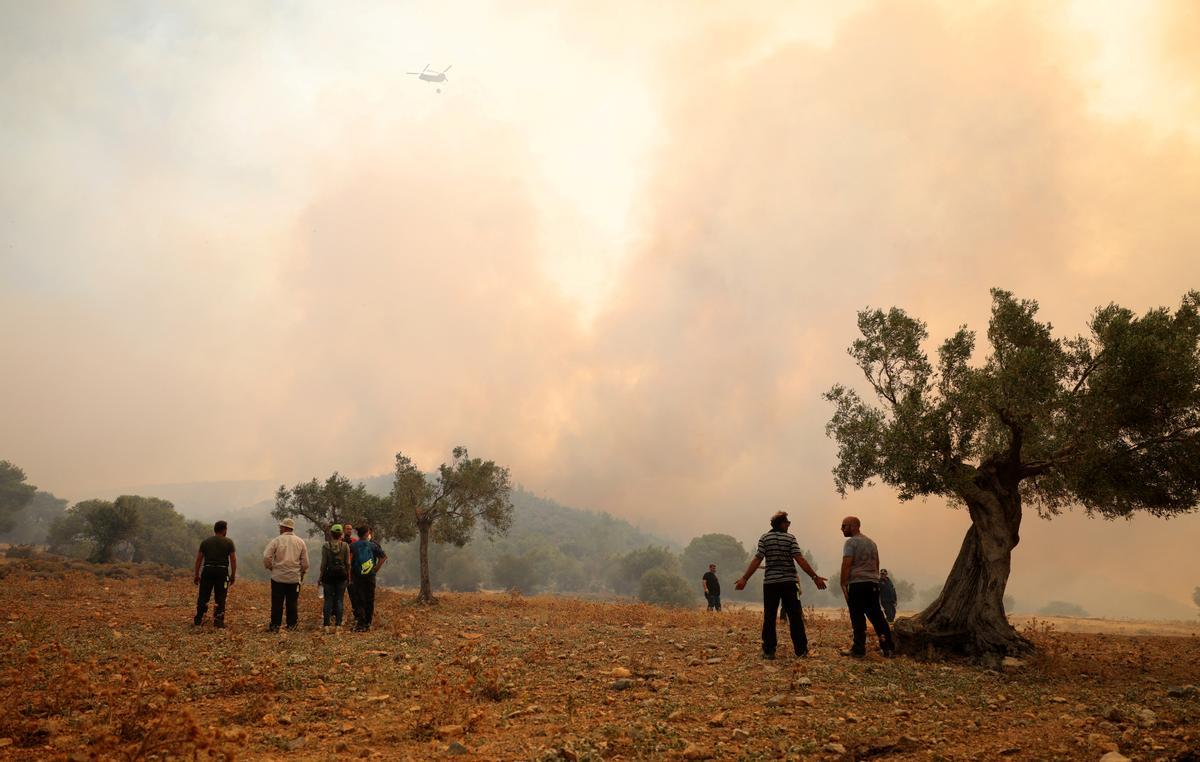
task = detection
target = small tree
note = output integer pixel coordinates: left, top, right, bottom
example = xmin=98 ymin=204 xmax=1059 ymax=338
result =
xmin=638 ymin=567 xmax=697 ymax=607
xmin=826 ymin=290 xmax=1200 ymax=658
xmin=609 ymin=546 xmax=679 ymax=595
xmin=274 ymin=472 xmax=391 ymax=538
xmin=1192 ymin=586 xmax=1199 ymax=614
xmin=0 ymin=461 xmax=37 ymax=534
xmin=680 ymin=533 xmax=751 ymax=597
xmin=390 ymin=447 xmax=513 ymax=604
xmin=47 ymin=498 xmax=142 ymax=563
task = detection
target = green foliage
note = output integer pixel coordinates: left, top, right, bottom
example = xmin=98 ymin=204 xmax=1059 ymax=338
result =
xmin=492 ymin=551 xmax=541 ymax=594
xmin=609 ymin=546 xmax=679 ymax=596
xmin=825 ymin=290 xmax=1200 ymax=517
xmin=637 ymin=567 xmax=697 ymax=607
xmin=0 ymin=490 xmax=68 ymax=545
xmin=47 ymin=495 xmax=202 ymax=567
xmin=680 ymin=533 xmax=750 ymax=589
xmin=390 ymin=448 xmax=513 ymax=546
xmin=437 ymin=547 xmax=485 ymax=592
xmin=125 ymin=497 xmax=209 ymax=567
xmin=48 ymin=498 xmax=141 ymax=563
xmin=391 ymin=447 xmax=513 ymax=599
xmin=893 ymin=578 xmax=916 ymax=604
xmin=0 ymin=461 xmax=38 ymax=534
xmin=1037 ymin=600 xmax=1088 ymax=618
xmin=273 ymin=472 xmax=391 ymax=538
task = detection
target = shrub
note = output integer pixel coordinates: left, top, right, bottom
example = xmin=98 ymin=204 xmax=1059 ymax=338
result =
xmin=637 ymin=567 xmax=696 ymax=608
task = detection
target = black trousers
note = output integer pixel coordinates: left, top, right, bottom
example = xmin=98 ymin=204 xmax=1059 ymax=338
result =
xmin=194 ymin=566 xmax=229 ymax=625
xmin=881 ymin=598 xmax=897 ymax=622
xmin=847 ymin=581 xmax=894 ymax=653
xmin=762 ymin=581 xmax=807 ymax=656
xmin=351 ymin=573 xmax=377 ymax=628
xmin=269 ymin=579 xmax=300 ymax=630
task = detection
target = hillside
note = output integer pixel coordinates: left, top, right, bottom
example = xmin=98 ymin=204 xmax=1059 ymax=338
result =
xmin=1 ymin=562 xmax=1198 ymax=760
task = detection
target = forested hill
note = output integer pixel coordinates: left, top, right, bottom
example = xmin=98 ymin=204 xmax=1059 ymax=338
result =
xmin=60 ymin=476 xmax=674 ymax=592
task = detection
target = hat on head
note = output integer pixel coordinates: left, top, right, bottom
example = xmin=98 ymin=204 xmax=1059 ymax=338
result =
xmin=279 ymin=518 xmax=296 ymax=530
xmin=331 ymin=524 xmax=342 ymax=535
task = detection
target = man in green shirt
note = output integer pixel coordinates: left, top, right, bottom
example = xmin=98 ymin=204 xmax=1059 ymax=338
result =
xmin=193 ymin=520 xmax=237 ymax=628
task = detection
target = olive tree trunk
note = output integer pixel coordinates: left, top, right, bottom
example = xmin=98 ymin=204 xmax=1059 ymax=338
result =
xmin=894 ymin=486 xmax=1031 ymax=660
xmin=416 ymin=521 xmax=436 ymax=604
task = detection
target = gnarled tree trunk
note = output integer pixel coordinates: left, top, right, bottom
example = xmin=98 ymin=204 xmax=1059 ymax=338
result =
xmin=416 ymin=521 xmax=436 ymax=604
xmin=894 ymin=479 xmax=1031 ymax=661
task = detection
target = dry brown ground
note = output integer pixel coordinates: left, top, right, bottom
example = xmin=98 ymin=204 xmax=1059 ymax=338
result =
xmin=0 ymin=561 xmax=1197 ymax=761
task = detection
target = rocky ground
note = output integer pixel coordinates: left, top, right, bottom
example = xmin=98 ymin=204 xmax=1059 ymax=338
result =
xmin=0 ymin=560 xmax=1197 ymax=760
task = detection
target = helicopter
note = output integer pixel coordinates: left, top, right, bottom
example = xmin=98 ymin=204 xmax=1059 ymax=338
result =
xmin=407 ymin=64 xmax=452 ymax=92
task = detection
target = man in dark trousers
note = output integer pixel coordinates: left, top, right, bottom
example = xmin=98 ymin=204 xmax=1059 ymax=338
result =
xmin=735 ymin=511 xmax=827 ymax=659
xmin=349 ymin=525 xmax=387 ymax=632
xmin=839 ymin=516 xmax=895 ymax=657
xmin=702 ymin=564 xmax=721 ymax=611
xmin=879 ymin=568 xmax=899 ymax=623
xmin=193 ymin=520 xmax=237 ymax=628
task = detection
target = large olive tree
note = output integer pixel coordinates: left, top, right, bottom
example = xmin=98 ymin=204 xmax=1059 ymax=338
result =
xmin=825 ymin=289 xmax=1200 ymax=658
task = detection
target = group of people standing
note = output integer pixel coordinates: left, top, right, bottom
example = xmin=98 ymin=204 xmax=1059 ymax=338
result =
xmin=703 ymin=512 xmax=896 ymax=659
xmin=192 ymin=518 xmax=387 ymax=632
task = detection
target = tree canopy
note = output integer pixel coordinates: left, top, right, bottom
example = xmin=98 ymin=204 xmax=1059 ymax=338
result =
xmin=390 ymin=447 xmax=513 ymax=603
xmin=273 ymin=472 xmax=390 ymax=538
xmin=47 ymin=495 xmax=204 ymax=567
xmin=680 ymin=534 xmax=750 ymax=586
xmin=0 ymin=461 xmax=37 ymax=534
xmin=825 ymin=290 xmax=1200 ymax=658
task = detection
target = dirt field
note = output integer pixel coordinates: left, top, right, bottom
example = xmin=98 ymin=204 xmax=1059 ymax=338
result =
xmin=0 ymin=561 xmax=1197 ymax=760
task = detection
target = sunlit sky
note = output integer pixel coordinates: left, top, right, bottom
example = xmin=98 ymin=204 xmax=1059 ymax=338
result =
xmin=3 ymin=0 xmax=1199 ymax=618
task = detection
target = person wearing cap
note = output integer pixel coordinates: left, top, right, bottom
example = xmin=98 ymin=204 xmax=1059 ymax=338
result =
xmin=193 ymin=520 xmax=236 ymax=628
xmin=879 ymin=568 xmax=898 ymax=623
xmin=734 ymin=511 xmax=827 ymax=659
xmin=263 ymin=518 xmax=309 ymax=632
xmin=319 ymin=524 xmax=352 ymax=627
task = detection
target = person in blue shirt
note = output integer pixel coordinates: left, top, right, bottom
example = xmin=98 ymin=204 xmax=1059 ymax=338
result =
xmin=348 ymin=525 xmax=387 ymax=632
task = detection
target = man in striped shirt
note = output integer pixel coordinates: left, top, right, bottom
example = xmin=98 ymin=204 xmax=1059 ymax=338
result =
xmin=735 ymin=511 xmax=827 ymax=659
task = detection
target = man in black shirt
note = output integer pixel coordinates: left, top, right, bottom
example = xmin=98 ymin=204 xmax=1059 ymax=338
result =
xmin=193 ymin=520 xmax=237 ymax=628
xmin=701 ymin=564 xmax=722 ymax=611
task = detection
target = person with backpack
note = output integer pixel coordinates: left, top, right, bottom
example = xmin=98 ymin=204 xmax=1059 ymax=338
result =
xmin=319 ymin=524 xmax=352 ymax=627
xmin=349 ymin=525 xmax=386 ymax=632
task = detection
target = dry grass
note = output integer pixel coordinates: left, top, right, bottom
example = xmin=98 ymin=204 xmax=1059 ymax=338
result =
xmin=0 ymin=563 xmax=1197 ymax=760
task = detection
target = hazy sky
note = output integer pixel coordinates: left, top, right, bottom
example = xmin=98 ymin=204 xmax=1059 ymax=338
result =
xmin=3 ymin=1 xmax=1199 ymax=618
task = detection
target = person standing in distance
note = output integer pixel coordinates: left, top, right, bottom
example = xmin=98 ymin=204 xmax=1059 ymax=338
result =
xmin=879 ymin=568 xmax=899 ymax=623
xmin=701 ymin=564 xmax=721 ymax=612
xmin=735 ymin=511 xmax=827 ymax=659
xmin=839 ymin=516 xmax=895 ymax=657
xmin=193 ymin=520 xmax=236 ymax=628
xmin=263 ymin=518 xmax=309 ymax=632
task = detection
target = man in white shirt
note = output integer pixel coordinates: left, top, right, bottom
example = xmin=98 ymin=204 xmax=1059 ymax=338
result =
xmin=263 ymin=518 xmax=309 ymax=631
